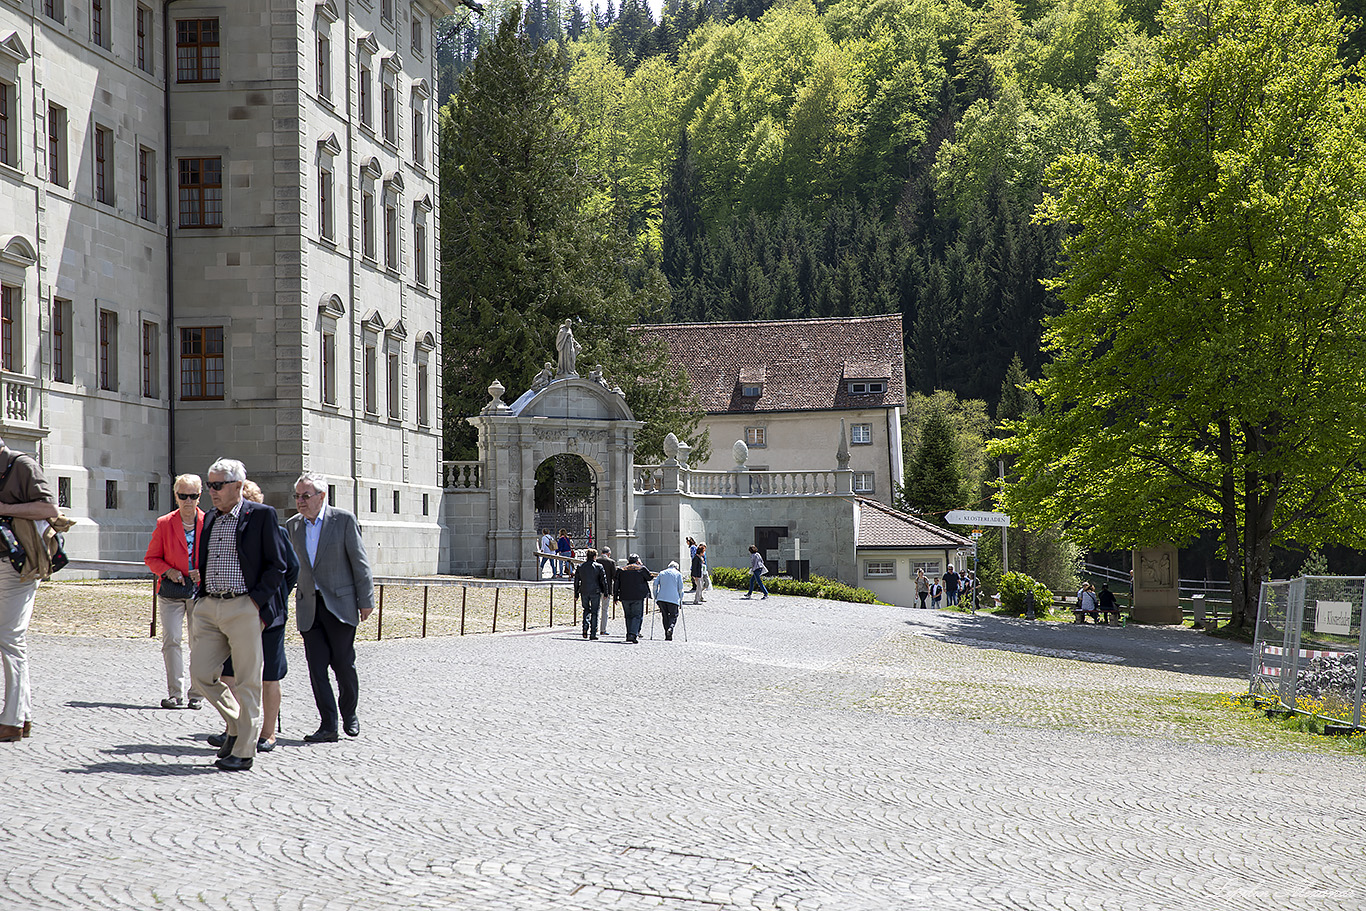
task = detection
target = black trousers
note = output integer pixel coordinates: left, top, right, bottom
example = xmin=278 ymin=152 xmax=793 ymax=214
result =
xmin=658 ymin=601 xmax=679 ymax=632
xmin=302 ymin=596 xmax=359 ymax=731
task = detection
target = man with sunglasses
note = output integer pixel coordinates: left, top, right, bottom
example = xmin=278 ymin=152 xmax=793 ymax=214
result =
xmin=286 ymin=472 xmax=374 ymax=743
xmin=190 ymin=458 xmax=288 ymax=771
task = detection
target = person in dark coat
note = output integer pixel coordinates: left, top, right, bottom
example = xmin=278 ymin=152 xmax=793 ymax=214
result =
xmin=573 ymin=548 xmax=609 ymax=640
xmin=614 ymin=554 xmax=654 ymax=644
xmin=595 ymin=546 xmax=617 ymax=637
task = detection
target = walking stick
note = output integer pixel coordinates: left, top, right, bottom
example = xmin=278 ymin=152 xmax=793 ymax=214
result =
xmin=679 ymin=603 xmax=688 ymax=642
xmin=649 ymin=596 xmax=655 ymax=640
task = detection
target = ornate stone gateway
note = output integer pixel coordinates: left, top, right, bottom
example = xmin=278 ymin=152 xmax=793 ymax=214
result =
xmin=466 ymin=325 xmax=641 ymax=579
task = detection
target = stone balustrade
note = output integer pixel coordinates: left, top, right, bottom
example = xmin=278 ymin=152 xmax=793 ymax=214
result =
xmin=442 ymin=461 xmax=483 ymax=490
xmin=634 ymin=466 xmax=842 ymax=497
xmin=2 ymin=374 xmax=35 ymax=428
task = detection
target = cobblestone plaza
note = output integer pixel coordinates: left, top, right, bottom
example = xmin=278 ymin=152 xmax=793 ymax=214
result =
xmin=4 ymin=591 xmax=1364 ymax=910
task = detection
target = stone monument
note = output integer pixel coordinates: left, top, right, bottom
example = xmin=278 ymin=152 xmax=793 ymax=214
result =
xmin=1131 ymin=544 xmax=1182 ymax=624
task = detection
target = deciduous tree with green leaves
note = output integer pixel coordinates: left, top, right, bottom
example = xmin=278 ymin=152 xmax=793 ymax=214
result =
xmin=994 ymin=0 xmax=1366 ymax=627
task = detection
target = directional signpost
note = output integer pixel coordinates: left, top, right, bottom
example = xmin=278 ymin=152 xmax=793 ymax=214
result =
xmin=945 ymin=511 xmax=1012 ymax=584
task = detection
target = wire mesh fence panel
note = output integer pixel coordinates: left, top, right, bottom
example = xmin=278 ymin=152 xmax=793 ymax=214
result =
xmin=1289 ymin=576 xmax=1366 ymax=725
xmin=1251 ymin=581 xmax=1292 ymax=702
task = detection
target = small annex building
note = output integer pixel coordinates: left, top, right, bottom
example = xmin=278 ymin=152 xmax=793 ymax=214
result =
xmin=634 ymin=315 xmax=907 ymax=505
xmin=854 ymin=498 xmax=974 ymax=606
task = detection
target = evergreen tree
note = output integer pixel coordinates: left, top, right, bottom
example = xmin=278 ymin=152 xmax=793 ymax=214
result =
xmin=441 ymin=6 xmax=703 ymax=459
xmin=903 ymin=407 xmax=964 ymax=519
xmin=996 ymin=354 xmax=1037 ymax=422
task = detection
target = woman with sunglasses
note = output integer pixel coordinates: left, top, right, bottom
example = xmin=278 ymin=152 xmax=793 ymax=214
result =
xmin=144 ymin=474 xmax=206 ymax=710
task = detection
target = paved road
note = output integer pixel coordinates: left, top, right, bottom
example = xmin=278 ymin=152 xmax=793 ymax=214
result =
xmin=5 ymin=593 xmax=1364 ymax=910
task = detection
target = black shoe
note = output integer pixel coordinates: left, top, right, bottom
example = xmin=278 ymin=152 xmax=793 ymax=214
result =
xmin=207 ymin=731 xmax=227 ymax=748
xmin=343 ymin=716 xmax=360 ymax=738
xmin=304 ymin=728 xmax=339 ymax=743
xmin=256 ymin=738 xmax=276 ymax=753
xmin=215 ymin=755 xmax=253 ymax=772
xmin=216 ymin=735 xmax=237 ymax=759
xmin=589 ymin=634 xmax=598 ymax=640
xmin=665 ymin=629 xmax=673 ymax=641
xmin=582 ymin=630 xmax=589 ymax=639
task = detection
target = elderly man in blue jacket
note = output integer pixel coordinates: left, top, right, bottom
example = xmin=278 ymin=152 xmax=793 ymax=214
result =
xmin=652 ymin=561 xmax=685 ymax=641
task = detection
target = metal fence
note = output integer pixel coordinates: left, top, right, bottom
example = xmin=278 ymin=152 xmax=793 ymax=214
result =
xmin=1250 ymin=576 xmax=1366 ymax=730
xmin=57 ymin=560 xmax=608 ymax=641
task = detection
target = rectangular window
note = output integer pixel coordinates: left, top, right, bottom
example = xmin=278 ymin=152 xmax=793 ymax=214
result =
xmin=741 ymin=383 xmax=762 ymax=397
xmin=358 ymin=65 xmax=371 ymax=128
xmin=412 ymin=14 xmax=424 ymax=53
xmin=416 ymin=362 xmax=429 ymax=426
xmin=369 ymin=487 xmax=377 ymax=513
xmin=411 ymin=100 xmax=425 ymax=166
xmin=0 ymin=83 xmax=10 ymax=168
xmin=321 ymin=329 xmax=336 ymax=404
xmin=98 ymin=309 xmax=117 ymax=390
xmin=864 ymin=560 xmax=895 ymax=578
xmin=141 ymin=320 xmax=158 ymax=397
xmin=180 ymin=326 xmax=224 ymax=400
xmin=92 ymin=0 xmax=108 ymax=49
xmin=362 ymin=191 xmax=375 ymax=260
xmin=912 ymin=560 xmax=942 ymax=577
xmin=853 ymin=471 xmax=875 ymax=493
xmin=327 ymin=484 xmax=336 ymax=504
xmin=319 ymin=166 xmax=333 ymax=239
xmin=94 ymin=125 xmax=114 ymax=205
xmin=44 ymin=1 xmax=65 ymax=24
xmin=48 ymin=104 xmax=67 ymax=186
xmin=382 ymin=0 xmax=394 ymax=22
xmin=386 ymin=351 xmax=400 ymax=418
xmin=58 ymin=476 xmax=72 ymax=509
xmin=105 ymin=479 xmax=117 ymax=510
xmin=363 ymin=343 xmax=377 ymax=413
xmin=136 ymin=5 xmax=153 ymax=73
xmin=316 ymin=34 xmax=331 ymax=100
xmin=384 ymin=205 xmax=398 ymax=270
xmin=178 ymin=157 xmax=222 ymax=227
xmin=0 ymin=286 xmax=15 ymax=371
xmin=848 ymin=381 xmax=886 ymax=395
xmin=382 ymin=82 xmax=395 ymax=143
xmin=138 ymin=147 xmax=154 ymax=221
xmin=744 ymin=426 xmax=766 ymax=448
xmin=148 ymin=481 xmax=159 ymax=511
xmin=53 ymin=298 xmax=72 ymax=383
xmin=422 ymin=493 xmax=429 ymax=516
xmin=851 ymin=423 xmax=872 ymax=445
xmin=176 ymin=19 xmax=220 ymax=82
xmin=392 ymin=490 xmax=400 ymax=514
xmin=414 ymin=219 xmax=427 ymax=287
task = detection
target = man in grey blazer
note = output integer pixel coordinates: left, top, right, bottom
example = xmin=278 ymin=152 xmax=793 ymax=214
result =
xmin=286 ymin=473 xmax=374 ymax=742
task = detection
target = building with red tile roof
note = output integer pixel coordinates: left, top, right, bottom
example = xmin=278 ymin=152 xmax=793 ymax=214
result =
xmin=634 ymin=315 xmax=907 ymax=504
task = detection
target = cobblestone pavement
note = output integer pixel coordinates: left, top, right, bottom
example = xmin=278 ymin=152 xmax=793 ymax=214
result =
xmin=5 ymin=592 xmax=1365 ymax=910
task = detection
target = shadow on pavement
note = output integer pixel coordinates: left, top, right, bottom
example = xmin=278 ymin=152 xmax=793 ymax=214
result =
xmin=904 ymin=611 xmax=1250 ymax=680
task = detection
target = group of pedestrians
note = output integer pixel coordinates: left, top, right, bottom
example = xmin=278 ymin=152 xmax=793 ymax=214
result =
xmin=914 ymin=566 xmax=974 ymax=609
xmin=144 ymin=461 xmax=375 ymax=771
xmin=572 ymin=547 xmax=683 ymax=643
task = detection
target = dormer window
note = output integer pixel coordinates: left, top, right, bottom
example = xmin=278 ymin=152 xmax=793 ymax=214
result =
xmin=848 ymin=380 xmax=886 ymax=395
xmin=741 ymin=384 xmax=762 ymax=397
xmin=738 ymin=365 xmax=766 ymax=399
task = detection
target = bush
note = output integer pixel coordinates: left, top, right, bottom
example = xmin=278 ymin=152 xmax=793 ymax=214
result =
xmin=997 ymin=571 xmax=1051 ymax=617
xmin=708 ymin=567 xmax=878 ymax=604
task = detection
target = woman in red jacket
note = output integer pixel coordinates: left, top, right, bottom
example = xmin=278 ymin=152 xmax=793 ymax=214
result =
xmin=144 ymin=474 xmax=205 ymax=709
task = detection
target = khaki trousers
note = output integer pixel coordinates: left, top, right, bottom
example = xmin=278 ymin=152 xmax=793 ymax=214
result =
xmin=158 ymin=596 xmax=200 ymax=701
xmin=0 ymin=565 xmax=38 ymax=727
xmin=190 ymin=595 xmax=263 ymax=758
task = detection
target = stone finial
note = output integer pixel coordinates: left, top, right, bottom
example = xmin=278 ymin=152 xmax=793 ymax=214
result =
xmin=836 ymin=419 xmax=851 ymax=469
xmin=676 ymin=440 xmax=692 ymax=468
xmin=488 ymin=379 xmax=506 ymax=408
xmin=732 ymin=439 xmax=749 ymax=468
xmin=663 ymin=432 xmax=680 ymax=461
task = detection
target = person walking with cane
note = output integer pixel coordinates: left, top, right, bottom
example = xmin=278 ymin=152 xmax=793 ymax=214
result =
xmin=653 ymin=561 xmax=685 ymax=641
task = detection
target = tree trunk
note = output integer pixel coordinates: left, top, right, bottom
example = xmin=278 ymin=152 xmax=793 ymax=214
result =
xmin=1218 ymin=419 xmax=1250 ymax=627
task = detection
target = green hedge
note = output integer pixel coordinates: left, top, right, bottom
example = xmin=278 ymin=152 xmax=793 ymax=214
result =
xmin=709 ymin=566 xmax=878 ymax=604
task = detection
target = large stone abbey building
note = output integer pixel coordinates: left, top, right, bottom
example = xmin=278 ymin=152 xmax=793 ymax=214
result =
xmin=0 ymin=0 xmax=450 ymax=572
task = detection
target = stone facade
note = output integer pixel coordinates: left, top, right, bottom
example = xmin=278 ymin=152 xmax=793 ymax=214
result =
xmin=0 ymin=0 xmax=449 ymax=574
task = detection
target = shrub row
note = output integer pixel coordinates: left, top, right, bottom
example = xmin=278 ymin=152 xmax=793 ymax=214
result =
xmin=709 ymin=566 xmax=878 ymax=604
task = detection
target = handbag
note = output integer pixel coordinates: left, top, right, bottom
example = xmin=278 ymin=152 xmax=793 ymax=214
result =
xmin=158 ymin=574 xmax=195 ymax=600
xmin=0 ymin=517 xmax=25 ymax=573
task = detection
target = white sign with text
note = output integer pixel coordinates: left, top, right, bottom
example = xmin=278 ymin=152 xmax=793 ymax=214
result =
xmin=1314 ymin=601 xmax=1353 ymax=636
xmin=945 ymin=510 xmax=1011 ymax=527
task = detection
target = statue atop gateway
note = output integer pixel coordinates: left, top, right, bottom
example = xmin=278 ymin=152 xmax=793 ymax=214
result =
xmin=556 ymin=319 xmax=581 ymax=377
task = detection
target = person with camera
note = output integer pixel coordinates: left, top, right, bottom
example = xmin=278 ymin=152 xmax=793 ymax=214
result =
xmin=144 ymin=474 xmax=207 ymax=710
